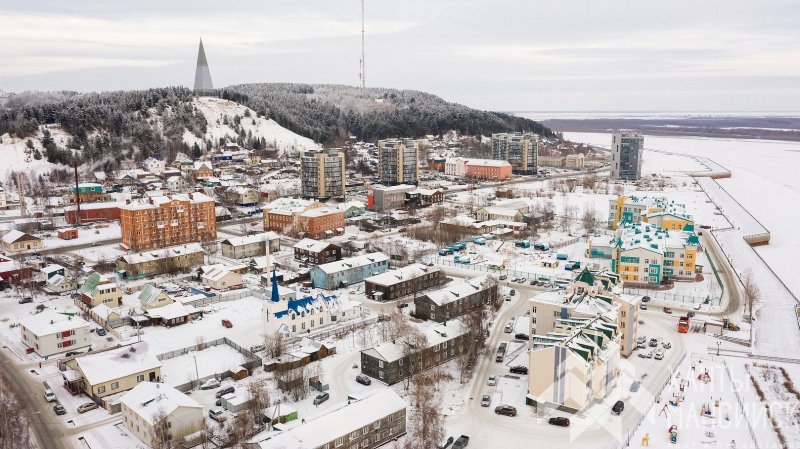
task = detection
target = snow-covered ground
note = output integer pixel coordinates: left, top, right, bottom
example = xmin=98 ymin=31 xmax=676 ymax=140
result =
xmin=0 ymin=125 xmax=72 ymax=179
xmin=186 ymin=97 xmax=321 ymax=156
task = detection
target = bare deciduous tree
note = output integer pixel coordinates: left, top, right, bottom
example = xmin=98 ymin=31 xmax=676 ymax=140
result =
xmin=151 ymin=408 xmax=171 ymax=449
xmin=581 ymin=203 xmax=599 ymax=235
xmin=742 ymin=270 xmax=760 ymax=318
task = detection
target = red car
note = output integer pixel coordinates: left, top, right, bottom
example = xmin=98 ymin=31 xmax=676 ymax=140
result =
xmin=663 ymin=307 xmax=673 ymax=314
xmin=221 ymin=319 xmax=233 ymax=328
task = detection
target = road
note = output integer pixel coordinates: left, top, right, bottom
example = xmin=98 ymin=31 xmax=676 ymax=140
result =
xmin=1 ymin=349 xmax=68 ymax=449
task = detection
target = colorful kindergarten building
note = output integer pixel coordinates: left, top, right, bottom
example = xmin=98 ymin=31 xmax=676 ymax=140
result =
xmin=607 ymin=195 xmax=694 ymax=231
xmin=587 ymin=222 xmax=700 ymax=285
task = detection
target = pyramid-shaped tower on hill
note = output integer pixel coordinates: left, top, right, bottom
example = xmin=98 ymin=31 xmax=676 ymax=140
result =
xmin=193 ymin=39 xmax=214 ymax=96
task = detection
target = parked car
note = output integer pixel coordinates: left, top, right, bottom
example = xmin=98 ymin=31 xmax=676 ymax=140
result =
xmin=453 ymin=435 xmax=470 ymax=449
xmin=215 ymin=386 xmax=235 ymax=398
xmin=481 ymin=395 xmax=491 ymax=407
xmin=687 ymin=311 xmax=696 ymax=318
xmin=637 ymin=335 xmax=647 ymax=344
xmin=509 ymin=289 xmax=516 ymax=296
xmin=356 ymin=374 xmax=372 ymax=386
xmin=548 ymin=417 xmax=571 ymax=427
xmin=649 ymin=338 xmax=658 ymax=347
xmin=636 ymin=343 xmax=646 ymax=350
xmin=630 ymin=381 xmax=641 ymax=392
xmin=494 ymin=405 xmax=517 ymax=416
xmin=504 ymin=323 xmax=513 ymax=333
xmin=44 ymin=388 xmax=57 ymax=402
xmin=77 ymin=402 xmax=99 ymax=414
xmin=313 ymin=392 xmax=330 ymax=405
xmin=640 ymin=303 xmax=648 ymax=310
xmin=397 ymin=303 xmax=409 ymax=309
xmin=209 ymin=407 xmax=227 ymax=422
xmin=200 ymin=378 xmax=221 ymax=390
xmin=655 ymin=351 xmax=665 ymax=360
xmin=487 ymin=375 xmax=497 ymax=386
xmin=612 ymin=400 xmax=625 ymax=415
xmin=663 ymin=307 xmax=673 ymax=314
xmin=249 ymin=344 xmax=265 ymax=353
xmin=64 ymin=351 xmax=81 ymax=357
xmin=18 ymin=297 xmax=33 ymax=304
xmin=509 ymin=366 xmax=528 ymax=375
xmin=221 ymin=319 xmax=233 ymax=328
xmin=514 ymin=332 xmax=529 ymax=341
xmin=96 ymin=328 xmax=107 ymax=336
xmin=641 ymin=296 xmax=650 ymax=302
xmin=662 ymin=342 xmax=672 ymax=349
xmin=53 ymin=403 xmax=67 ymax=415
xmin=637 ymin=351 xmax=649 ymax=359
xmin=499 ymin=275 xmax=508 ymax=280
xmin=530 ymin=280 xmax=537 ymax=285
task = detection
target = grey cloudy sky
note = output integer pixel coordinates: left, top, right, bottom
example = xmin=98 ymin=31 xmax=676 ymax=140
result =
xmin=1 ymin=0 xmax=799 ymax=112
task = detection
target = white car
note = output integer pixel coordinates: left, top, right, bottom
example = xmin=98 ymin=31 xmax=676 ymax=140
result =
xmin=44 ymin=388 xmax=57 ymax=403
xmin=199 ymin=378 xmax=221 ymax=390
xmin=481 ymin=395 xmax=491 ymax=407
xmin=487 ymin=375 xmax=497 ymax=386
xmin=209 ymin=407 xmax=227 ymax=422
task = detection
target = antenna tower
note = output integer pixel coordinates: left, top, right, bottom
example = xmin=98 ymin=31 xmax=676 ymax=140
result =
xmin=359 ymin=0 xmax=366 ymax=88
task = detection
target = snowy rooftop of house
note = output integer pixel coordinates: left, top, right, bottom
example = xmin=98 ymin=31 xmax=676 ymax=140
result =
xmin=145 ymin=302 xmax=195 ymax=320
xmin=202 ymin=266 xmax=236 ymax=282
xmin=91 ymin=304 xmax=117 ymax=320
xmin=74 ymin=343 xmax=160 ymax=386
xmin=293 ymin=238 xmax=335 ymax=253
xmin=365 ymin=263 xmax=440 ymax=287
xmin=338 ymin=200 xmax=365 ymax=210
xmin=362 ymin=319 xmax=468 ymax=363
xmin=370 ymin=184 xmax=416 ymax=192
xmin=465 ymin=158 xmax=511 ymax=167
xmin=41 ymin=264 xmax=65 ymax=275
xmin=423 ymin=275 xmax=490 ymax=306
xmin=63 ymin=201 xmax=124 ymax=212
xmin=315 ymin=252 xmax=389 ymax=275
xmin=300 ymin=207 xmax=340 ymax=218
xmin=138 ymin=284 xmax=167 ymax=307
xmin=251 ymin=389 xmax=406 ymax=449
xmin=480 ymin=206 xmax=519 ymax=217
xmin=222 ymin=232 xmax=280 ymax=247
xmin=20 ymin=310 xmax=89 ymax=336
xmin=120 ymin=243 xmax=203 ymax=264
xmin=119 ymin=382 xmax=201 ymax=425
xmin=263 ymin=197 xmax=315 ymax=213
xmin=1 ymin=229 xmax=36 ymax=244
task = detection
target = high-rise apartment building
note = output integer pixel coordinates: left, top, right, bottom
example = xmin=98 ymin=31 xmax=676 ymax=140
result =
xmin=120 ymin=193 xmax=216 ymax=251
xmin=611 ymin=131 xmax=644 ymax=180
xmin=377 ymin=139 xmax=419 ymax=185
xmin=491 ymin=132 xmax=538 ymax=174
xmin=300 ymin=149 xmax=346 ymax=200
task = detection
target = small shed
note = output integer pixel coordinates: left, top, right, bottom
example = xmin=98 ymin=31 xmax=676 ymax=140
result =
xmin=230 ymin=366 xmax=249 ymax=381
xmin=263 ymin=403 xmax=298 ymax=425
xmin=57 ymin=228 xmax=79 ymax=240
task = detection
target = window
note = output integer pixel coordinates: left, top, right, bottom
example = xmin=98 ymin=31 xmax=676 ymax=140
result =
xmin=98 ymin=386 xmax=106 ymax=394
xmin=378 ymin=360 xmax=384 ymax=368
xmin=111 ymin=382 xmax=119 ymax=390
xmin=137 ymin=375 xmax=144 ymax=382
xmin=335 ymin=437 xmax=344 ymax=447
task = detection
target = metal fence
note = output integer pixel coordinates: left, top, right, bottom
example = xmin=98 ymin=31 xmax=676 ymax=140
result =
xmin=424 ymin=256 xmax=565 ymax=284
xmin=622 ymin=287 xmax=719 ymax=307
xmin=723 ymin=359 xmax=760 ymax=449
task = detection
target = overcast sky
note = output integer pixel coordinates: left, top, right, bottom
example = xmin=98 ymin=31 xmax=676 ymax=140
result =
xmin=1 ymin=0 xmax=799 ymax=112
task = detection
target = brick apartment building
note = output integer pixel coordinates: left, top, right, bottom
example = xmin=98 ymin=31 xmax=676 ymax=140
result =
xmin=465 ymin=159 xmax=513 ymax=180
xmin=298 ymin=208 xmax=345 ymax=239
xmin=119 ymin=193 xmax=216 ymax=251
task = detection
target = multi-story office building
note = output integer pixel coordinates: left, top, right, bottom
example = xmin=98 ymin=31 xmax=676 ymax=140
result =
xmin=491 ymin=132 xmax=538 ymax=174
xmin=367 ymin=184 xmax=416 ymax=211
xmin=300 ymin=149 xmax=346 ymax=200
xmin=377 ymin=139 xmax=419 ymax=185
xmin=119 ymin=193 xmax=216 ymax=251
xmin=610 ymin=131 xmax=644 ymax=180
xmin=608 ymin=195 xmax=693 ymax=230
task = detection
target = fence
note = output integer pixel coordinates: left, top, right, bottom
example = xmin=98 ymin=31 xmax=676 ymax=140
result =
xmin=622 ymin=287 xmax=720 ymax=307
xmin=424 ymin=256 xmax=567 ymax=285
xmin=723 ymin=359 xmax=761 ymax=449
xmin=157 ymin=337 xmax=262 ymax=392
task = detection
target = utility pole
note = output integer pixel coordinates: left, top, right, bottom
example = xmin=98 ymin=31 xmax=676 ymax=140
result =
xmin=359 ymin=0 xmax=366 ymax=88
xmin=73 ymin=148 xmax=82 ymax=228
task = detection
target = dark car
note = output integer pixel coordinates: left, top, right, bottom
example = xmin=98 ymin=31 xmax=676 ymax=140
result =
xmin=215 ymin=386 xmax=235 ymax=398
xmin=313 ymin=392 xmax=330 ymax=405
xmin=641 ymin=296 xmax=650 ymax=302
xmin=53 ymin=403 xmax=67 ymax=415
xmin=453 ymin=435 xmax=470 ymax=449
xmin=495 ymin=405 xmax=517 ymax=416
xmin=514 ymin=333 xmax=529 ymax=341
xmin=221 ymin=319 xmax=233 ymax=328
xmin=663 ymin=307 xmax=673 ymax=314
xmin=18 ymin=297 xmax=33 ymax=304
xmin=548 ymin=417 xmax=570 ymax=427
xmin=509 ymin=366 xmax=528 ymax=375
xmin=612 ymin=400 xmax=625 ymax=415
xmin=356 ymin=374 xmax=371 ymax=386
xmin=64 ymin=351 xmax=81 ymax=357
xmin=96 ymin=328 xmax=107 ymax=336
xmin=687 ymin=311 xmax=696 ymax=318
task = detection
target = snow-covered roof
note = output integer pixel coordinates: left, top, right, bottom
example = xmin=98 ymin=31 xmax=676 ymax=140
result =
xmin=75 ymin=344 xmax=161 ymax=386
xmin=465 ymin=158 xmax=511 ymax=167
xmin=119 ymin=382 xmax=201 ymax=425
xmin=315 ymin=252 xmax=389 ymax=275
xmin=480 ymin=206 xmax=520 ymax=217
xmin=145 ymin=302 xmax=195 ymax=320
xmin=20 ymin=310 xmax=89 ymax=336
xmin=363 ymin=319 xmax=468 ymax=363
xmin=300 ymin=207 xmax=341 ymax=218
xmin=41 ymin=264 xmax=65 ymax=275
xmin=364 ymin=263 xmax=439 ymax=287
xmin=1 ymin=230 xmax=38 ymax=244
xmin=120 ymin=243 xmax=203 ymax=265
xmin=251 ymin=389 xmax=406 ymax=449
xmin=263 ymin=197 xmax=315 ymax=213
xmin=292 ymin=238 xmax=336 ymax=253
xmin=222 ymin=232 xmax=280 ymax=247
xmin=423 ymin=275 xmax=490 ymax=306
xmin=119 ymin=192 xmax=215 ymax=211
xmin=91 ymin=304 xmax=117 ymax=320
xmin=138 ymin=284 xmax=168 ymax=307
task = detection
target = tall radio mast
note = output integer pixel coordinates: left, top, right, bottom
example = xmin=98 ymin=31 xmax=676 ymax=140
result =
xmin=359 ymin=0 xmax=366 ymax=88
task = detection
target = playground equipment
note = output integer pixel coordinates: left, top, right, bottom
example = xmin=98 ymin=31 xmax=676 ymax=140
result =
xmin=668 ymin=425 xmax=678 ymax=444
xmin=701 ymin=403 xmax=714 ymax=418
xmin=641 ymin=433 xmax=650 ymax=447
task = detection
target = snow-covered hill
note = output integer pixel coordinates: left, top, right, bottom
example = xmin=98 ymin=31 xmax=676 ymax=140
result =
xmin=185 ymin=97 xmax=321 ymax=156
xmin=0 ymin=125 xmax=72 ymax=179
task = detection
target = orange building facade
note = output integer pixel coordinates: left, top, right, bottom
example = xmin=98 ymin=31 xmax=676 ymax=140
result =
xmin=120 ymin=193 xmax=216 ymax=251
xmin=299 ymin=208 xmax=345 ymax=239
xmin=465 ymin=160 xmax=513 ymax=180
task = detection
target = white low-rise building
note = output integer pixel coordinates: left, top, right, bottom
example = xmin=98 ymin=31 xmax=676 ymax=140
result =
xmin=262 ymin=289 xmax=361 ymax=337
xmin=20 ymin=310 xmax=91 ymax=357
xmin=120 ymin=382 xmax=204 ymax=448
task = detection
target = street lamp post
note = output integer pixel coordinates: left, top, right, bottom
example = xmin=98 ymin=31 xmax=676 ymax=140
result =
xmin=717 ymin=341 xmax=721 ymax=356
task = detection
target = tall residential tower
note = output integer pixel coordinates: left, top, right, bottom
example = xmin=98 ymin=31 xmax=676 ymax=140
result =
xmin=491 ymin=132 xmax=538 ymax=175
xmin=377 ymin=139 xmax=419 ymax=186
xmin=300 ymin=149 xmax=346 ymax=200
xmin=610 ymin=131 xmax=644 ymax=181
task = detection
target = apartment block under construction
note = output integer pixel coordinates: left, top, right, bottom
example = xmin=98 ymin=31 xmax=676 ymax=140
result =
xmin=119 ymin=193 xmax=216 ymax=251
xmin=377 ymin=139 xmax=419 ymax=186
xmin=491 ymin=132 xmax=539 ymax=175
xmin=300 ymin=149 xmax=346 ymax=200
